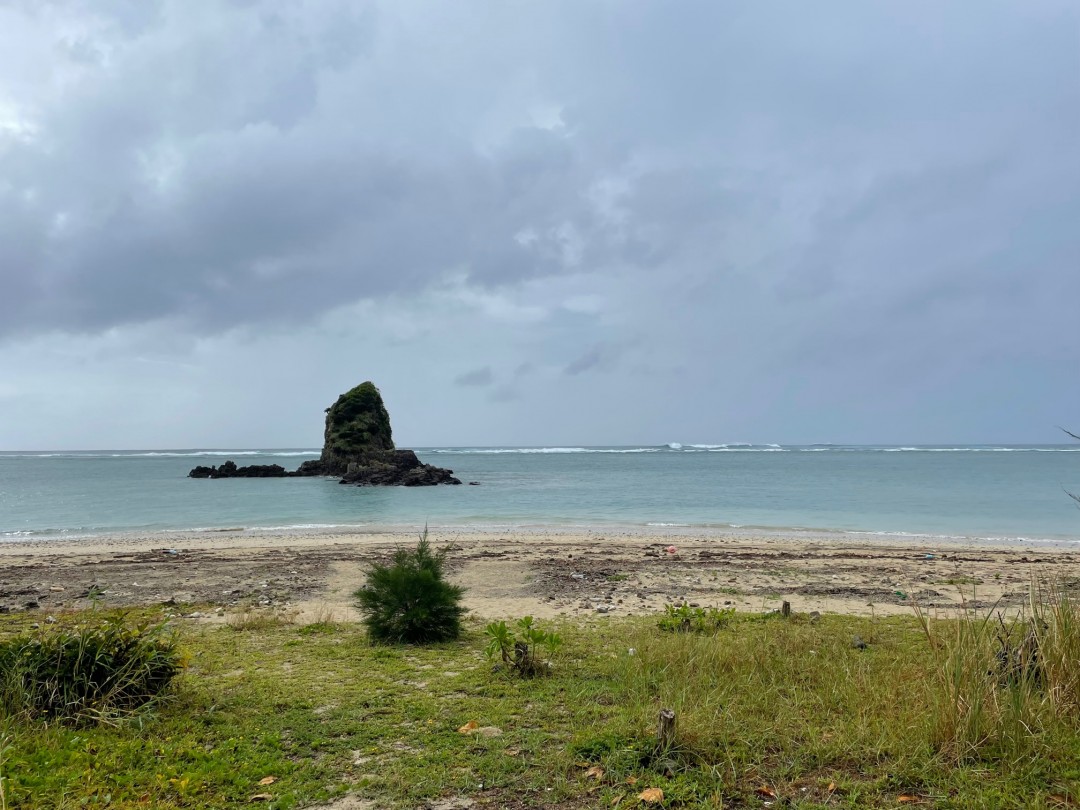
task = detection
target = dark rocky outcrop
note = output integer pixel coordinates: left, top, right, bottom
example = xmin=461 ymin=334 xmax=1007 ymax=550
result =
xmin=339 ymin=449 xmax=461 ymax=487
xmin=188 ymin=381 xmax=461 ymax=486
xmin=188 ymin=461 xmax=289 ymax=478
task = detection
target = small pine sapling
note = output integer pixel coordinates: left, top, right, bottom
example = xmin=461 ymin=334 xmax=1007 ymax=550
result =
xmin=355 ymin=529 xmax=465 ymax=644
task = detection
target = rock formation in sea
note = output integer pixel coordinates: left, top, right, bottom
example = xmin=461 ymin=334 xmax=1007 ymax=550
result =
xmin=188 ymin=381 xmax=461 ymax=486
xmin=187 ymin=461 xmax=290 ymax=479
xmin=308 ymin=380 xmax=395 ymax=474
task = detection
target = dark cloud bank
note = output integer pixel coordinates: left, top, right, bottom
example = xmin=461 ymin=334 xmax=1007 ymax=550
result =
xmin=0 ymin=1 xmax=1077 ymax=446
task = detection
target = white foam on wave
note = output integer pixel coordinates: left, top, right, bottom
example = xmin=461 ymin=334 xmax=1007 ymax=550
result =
xmin=158 ymin=523 xmax=356 ymax=533
xmin=427 ymin=447 xmax=661 ymax=454
xmin=0 ymin=453 xmax=111 ymax=458
xmin=431 ymin=447 xmax=588 ymax=454
xmin=247 ymin=523 xmax=353 ymax=531
xmin=849 ymin=529 xmax=970 ymax=541
xmin=140 ymin=451 xmax=262 ymax=457
xmin=689 ymin=443 xmax=746 ymax=449
xmin=707 ymin=447 xmax=787 ymax=452
xmin=122 ymin=450 xmax=320 ymax=458
xmin=937 ymin=447 xmax=1079 ymax=452
xmin=0 ymin=450 xmax=321 ymax=459
xmin=677 ymin=442 xmax=786 ymax=451
xmin=7 ymin=445 xmax=1076 ymax=460
xmin=879 ymin=447 xmax=1080 ymax=453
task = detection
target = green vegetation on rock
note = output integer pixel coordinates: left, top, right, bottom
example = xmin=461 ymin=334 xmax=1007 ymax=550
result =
xmin=320 ymin=381 xmax=394 ymax=473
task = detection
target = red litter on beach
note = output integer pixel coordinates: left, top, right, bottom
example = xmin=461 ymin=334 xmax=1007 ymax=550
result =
xmin=666 ymin=546 xmax=677 ymax=554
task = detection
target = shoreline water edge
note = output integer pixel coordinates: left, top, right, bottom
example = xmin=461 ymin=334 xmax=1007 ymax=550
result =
xmin=2 ymin=444 xmax=1079 ymax=543
xmin=2 ymin=520 xmax=1079 ymax=551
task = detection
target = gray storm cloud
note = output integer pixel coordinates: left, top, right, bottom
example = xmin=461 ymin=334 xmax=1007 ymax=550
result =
xmin=454 ymin=367 xmax=494 ymax=387
xmin=0 ymin=0 xmax=1077 ymax=447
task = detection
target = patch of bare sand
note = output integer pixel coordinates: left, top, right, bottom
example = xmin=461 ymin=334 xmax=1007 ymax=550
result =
xmin=302 ymin=797 xmax=380 ymax=810
xmin=298 ymin=792 xmax=478 ymax=810
xmin=1 ymin=529 xmax=1078 ymax=621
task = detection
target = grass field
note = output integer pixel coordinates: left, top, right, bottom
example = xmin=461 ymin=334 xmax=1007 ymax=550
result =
xmin=3 ymin=600 xmax=1080 ymax=809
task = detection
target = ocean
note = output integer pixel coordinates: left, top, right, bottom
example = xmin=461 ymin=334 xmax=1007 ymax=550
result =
xmin=0 ymin=445 xmax=1078 ymax=544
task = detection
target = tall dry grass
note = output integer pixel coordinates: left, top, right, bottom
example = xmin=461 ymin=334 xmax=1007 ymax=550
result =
xmin=0 ymin=725 xmax=9 ymax=810
xmin=917 ymin=581 xmax=1080 ymax=762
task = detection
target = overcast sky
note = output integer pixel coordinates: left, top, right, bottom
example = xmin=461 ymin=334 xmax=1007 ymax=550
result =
xmin=1 ymin=1 xmax=1078 ymax=449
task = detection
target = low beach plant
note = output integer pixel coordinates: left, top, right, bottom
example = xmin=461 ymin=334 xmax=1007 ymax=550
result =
xmin=355 ymin=529 xmax=465 ymax=644
xmin=484 ymin=616 xmax=562 ymax=677
xmin=657 ymin=602 xmax=735 ymax=633
xmin=0 ymin=614 xmax=184 ymax=726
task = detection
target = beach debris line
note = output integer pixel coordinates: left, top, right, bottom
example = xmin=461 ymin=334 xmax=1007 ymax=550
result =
xmin=188 ymin=381 xmax=461 ymax=486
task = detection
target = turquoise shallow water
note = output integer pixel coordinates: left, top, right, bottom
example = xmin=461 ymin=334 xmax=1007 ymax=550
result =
xmin=0 ymin=445 xmax=1078 ymax=543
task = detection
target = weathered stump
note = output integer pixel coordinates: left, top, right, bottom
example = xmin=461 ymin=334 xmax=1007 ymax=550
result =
xmin=655 ymin=709 xmax=677 ymax=753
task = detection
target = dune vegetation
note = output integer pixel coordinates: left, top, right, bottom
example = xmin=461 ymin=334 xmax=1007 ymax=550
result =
xmin=2 ymin=580 xmax=1080 ymax=809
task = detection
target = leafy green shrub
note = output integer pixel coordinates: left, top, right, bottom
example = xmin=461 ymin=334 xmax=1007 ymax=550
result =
xmin=484 ymin=616 xmax=562 ymax=676
xmin=657 ymin=603 xmax=735 ymax=633
xmin=355 ymin=531 xmax=465 ymax=644
xmin=0 ymin=615 xmax=185 ymax=725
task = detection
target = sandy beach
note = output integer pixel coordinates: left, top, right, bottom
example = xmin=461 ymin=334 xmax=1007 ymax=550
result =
xmin=3 ymin=528 xmax=1078 ymax=622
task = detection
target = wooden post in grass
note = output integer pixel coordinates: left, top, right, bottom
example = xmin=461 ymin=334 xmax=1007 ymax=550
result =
xmin=656 ymin=709 xmax=676 ymax=752
xmin=781 ymin=601 xmax=791 ymax=618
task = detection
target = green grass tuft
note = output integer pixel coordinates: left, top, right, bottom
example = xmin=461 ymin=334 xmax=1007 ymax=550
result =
xmin=0 ymin=613 xmax=184 ymax=726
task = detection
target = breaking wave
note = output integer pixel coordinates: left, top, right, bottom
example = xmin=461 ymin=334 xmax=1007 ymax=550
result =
xmin=421 ymin=444 xmax=1080 ymax=455
xmin=426 ymin=447 xmax=661 ymax=454
xmin=0 ymin=450 xmax=321 ymax=459
xmin=4 ymin=446 xmax=1077 ymax=461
